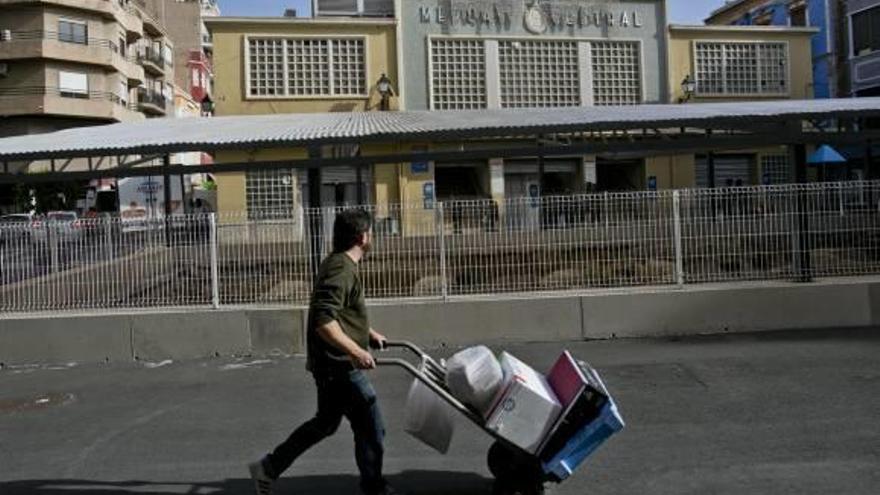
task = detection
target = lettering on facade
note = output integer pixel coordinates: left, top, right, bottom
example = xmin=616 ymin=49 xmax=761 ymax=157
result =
xmin=417 ymin=1 xmax=644 ymax=31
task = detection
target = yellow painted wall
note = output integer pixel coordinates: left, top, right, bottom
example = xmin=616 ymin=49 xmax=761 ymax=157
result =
xmin=215 ymin=172 xmax=246 ymax=219
xmin=209 ymin=20 xmax=398 ymax=116
xmin=645 ymin=155 xmax=697 ymax=190
xmin=214 ymin=148 xmax=308 ymax=218
xmin=667 ymin=27 xmax=816 ymax=103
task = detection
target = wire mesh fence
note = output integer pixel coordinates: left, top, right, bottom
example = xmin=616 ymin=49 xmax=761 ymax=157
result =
xmin=2 ymin=181 xmax=880 ymax=314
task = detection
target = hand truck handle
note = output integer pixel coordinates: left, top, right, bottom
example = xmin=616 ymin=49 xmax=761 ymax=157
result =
xmin=374 ymin=356 xmax=483 ymax=425
xmin=381 ymin=340 xmax=446 ymax=377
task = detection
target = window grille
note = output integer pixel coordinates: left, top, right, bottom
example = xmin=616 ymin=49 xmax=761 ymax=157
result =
xmin=246 ymin=169 xmax=296 ymax=219
xmin=498 ymin=40 xmax=580 ymax=108
xmin=430 ymin=39 xmax=487 ymax=110
xmin=287 ymin=39 xmax=330 ymax=96
xmin=591 ymin=41 xmax=642 ymax=105
xmin=695 ymin=42 xmax=788 ymax=96
xmin=248 ymin=38 xmax=366 ymax=97
xmin=248 ymin=38 xmax=285 ymax=96
xmin=331 ymin=38 xmax=366 ymax=96
xmin=761 ymin=154 xmax=790 ymax=185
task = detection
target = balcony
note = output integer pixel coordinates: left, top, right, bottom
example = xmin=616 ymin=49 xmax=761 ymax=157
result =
xmin=0 ymin=1 xmax=143 ymax=40
xmin=851 ymin=50 xmax=880 ymax=95
xmin=136 ymin=87 xmax=167 ymax=115
xmin=0 ymin=30 xmax=144 ymax=85
xmin=201 ymin=32 xmax=213 ymax=52
xmin=136 ymin=46 xmax=165 ymax=75
xmin=133 ymin=0 xmax=165 ymax=37
xmin=0 ymin=86 xmax=144 ymax=122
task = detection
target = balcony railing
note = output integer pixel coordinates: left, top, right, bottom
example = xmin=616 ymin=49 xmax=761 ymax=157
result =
xmin=0 ymin=30 xmax=126 ymax=55
xmin=136 ymin=87 xmax=167 ymax=110
xmin=136 ymin=46 xmax=165 ymax=70
xmin=0 ymin=86 xmax=128 ymax=106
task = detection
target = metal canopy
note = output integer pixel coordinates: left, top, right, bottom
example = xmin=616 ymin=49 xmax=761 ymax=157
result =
xmin=0 ymin=98 xmax=878 ymax=162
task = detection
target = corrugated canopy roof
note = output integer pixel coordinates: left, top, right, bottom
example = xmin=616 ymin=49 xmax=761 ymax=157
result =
xmin=0 ymin=98 xmax=878 ymax=161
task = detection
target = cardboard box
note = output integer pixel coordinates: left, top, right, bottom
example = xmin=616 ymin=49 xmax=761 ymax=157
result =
xmin=485 ymin=352 xmax=562 ymax=454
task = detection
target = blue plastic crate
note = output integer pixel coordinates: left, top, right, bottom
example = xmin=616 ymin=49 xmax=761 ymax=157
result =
xmin=541 ymin=398 xmax=625 ymax=481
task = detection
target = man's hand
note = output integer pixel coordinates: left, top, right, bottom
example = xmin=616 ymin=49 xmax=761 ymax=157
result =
xmin=369 ymin=329 xmax=387 ymax=350
xmin=350 ymin=348 xmax=376 ymax=370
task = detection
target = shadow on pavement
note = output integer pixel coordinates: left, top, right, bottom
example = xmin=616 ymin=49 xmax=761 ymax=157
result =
xmin=0 ymin=470 xmax=495 ymax=495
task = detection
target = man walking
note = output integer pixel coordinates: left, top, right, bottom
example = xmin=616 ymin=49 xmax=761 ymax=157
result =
xmin=249 ymin=209 xmax=397 ymax=495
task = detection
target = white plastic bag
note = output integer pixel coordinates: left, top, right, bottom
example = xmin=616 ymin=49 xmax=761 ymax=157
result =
xmin=404 ymin=361 xmax=455 ymax=454
xmin=445 ymin=345 xmax=504 ymax=416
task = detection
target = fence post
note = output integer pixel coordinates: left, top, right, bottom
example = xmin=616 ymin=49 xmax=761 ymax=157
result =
xmin=603 ymin=191 xmax=610 ymax=237
xmin=673 ymin=190 xmax=685 ymax=286
xmin=103 ymin=218 xmax=115 ymax=259
xmin=48 ymin=222 xmax=59 ymax=274
xmin=209 ymin=213 xmax=220 ymax=309
xmin=436 ymin=202 xmax=448 ymax=302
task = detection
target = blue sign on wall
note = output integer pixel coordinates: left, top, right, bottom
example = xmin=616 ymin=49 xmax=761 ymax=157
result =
xmin=411 ymin=161 xmax=429 ymax=174
xmin=647 ymin=176 xmax=657 ymax=191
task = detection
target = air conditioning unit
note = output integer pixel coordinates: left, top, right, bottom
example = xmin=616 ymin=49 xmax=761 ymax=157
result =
xmin=1 ymin=29 xmax=12 ymax=41
xmin=0 ymin=63 xmax=8 ymax=77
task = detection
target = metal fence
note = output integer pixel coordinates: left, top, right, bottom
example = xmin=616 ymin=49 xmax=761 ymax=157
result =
xmin=2 ymin=181 xmax=880 ymax=314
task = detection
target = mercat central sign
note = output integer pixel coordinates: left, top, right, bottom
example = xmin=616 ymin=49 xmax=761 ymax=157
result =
xmin=418 ymin=1 xmax=645 ymax=33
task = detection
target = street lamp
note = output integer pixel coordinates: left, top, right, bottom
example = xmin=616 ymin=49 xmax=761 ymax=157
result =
xmin=376 ymin=73 xmax=394 ymax=111
xmin=200 ymin=97 xmax=214 ymax=117
xmin=679 ymin=75 xmax=696 ymax=103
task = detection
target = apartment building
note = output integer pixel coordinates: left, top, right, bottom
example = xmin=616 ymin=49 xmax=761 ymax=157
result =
xmin=141 ymin=0 xmax=216 ymax=112
xmin=0 ymin=0 xmax=175 ymax=140
xmin=0 ymin=0 xmax=178 ymax=215
xmin=848 ymin=0 xmax=880 ymax=97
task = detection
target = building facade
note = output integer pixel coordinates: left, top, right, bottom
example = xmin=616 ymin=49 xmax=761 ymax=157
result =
xmin=205 ymin=15 xmax=400 ymax=217
xmin=204 ymin=1 xmax=828 ymax=223
xmin=388 ymin=0 xmax=670 ymax=206
xmin=705 ymin=0 xmax=846 ymax=99
xmin=0 ymin=0 xmax=175 ymax=132
xmin=848 ymin=0 xmax=880 ymax=97
xmin=398 ymin=0 xmax=668 ymax=111
xmin=664 ymin=24 xmax=818 ymax=188
xmin=0 ymin=0 xmax=180 ymax=213
xmin=142 ymin=0 xmax=216 ymax=111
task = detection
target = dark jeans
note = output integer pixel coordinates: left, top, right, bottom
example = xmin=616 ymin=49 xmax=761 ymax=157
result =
xmin=265 ymin=369 xmax=386 ymax=494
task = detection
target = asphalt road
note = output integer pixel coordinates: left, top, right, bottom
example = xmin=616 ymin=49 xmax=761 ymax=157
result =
xmin=1 ymin=328 xmax=878 ymax=495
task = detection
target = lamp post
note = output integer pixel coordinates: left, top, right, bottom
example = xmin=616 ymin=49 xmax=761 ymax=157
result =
xmin=376 ymin=73 xmax=394 ymax=111
xmin=679 ymin=75 xmax=696 ymax=103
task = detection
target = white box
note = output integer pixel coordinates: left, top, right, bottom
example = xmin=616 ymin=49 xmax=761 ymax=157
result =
xmin=485 ymin=352 xmax=562 ymax=454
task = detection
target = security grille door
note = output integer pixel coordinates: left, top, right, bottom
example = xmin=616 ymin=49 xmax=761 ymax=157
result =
xmin=696 ymin=155 xmax=753 ymax=188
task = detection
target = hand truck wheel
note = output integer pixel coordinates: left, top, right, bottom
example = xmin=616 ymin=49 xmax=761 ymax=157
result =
xmin=487 ymin=441 xmax=545 ymax=495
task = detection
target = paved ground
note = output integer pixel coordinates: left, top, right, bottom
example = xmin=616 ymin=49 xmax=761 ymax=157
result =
xmin=1 ymin=328 xmax=878 ymax=495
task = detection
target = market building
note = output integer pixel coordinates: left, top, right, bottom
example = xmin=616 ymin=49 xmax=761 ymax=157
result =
xmin=394 ymin=0 xmax=670 ymax=204
xmin=202 ymin=1 xmax=829 ymax=221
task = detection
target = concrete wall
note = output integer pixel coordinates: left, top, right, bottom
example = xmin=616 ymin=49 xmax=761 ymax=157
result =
xmin=4 ymin=278 xmax=880 ymax=365
xmin=0 ymin=308 xmax=305 ymax=365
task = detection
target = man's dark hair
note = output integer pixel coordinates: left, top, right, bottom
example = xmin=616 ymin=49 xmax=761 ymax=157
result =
xmin=332 ymin=209 xmax=373 ymax=253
